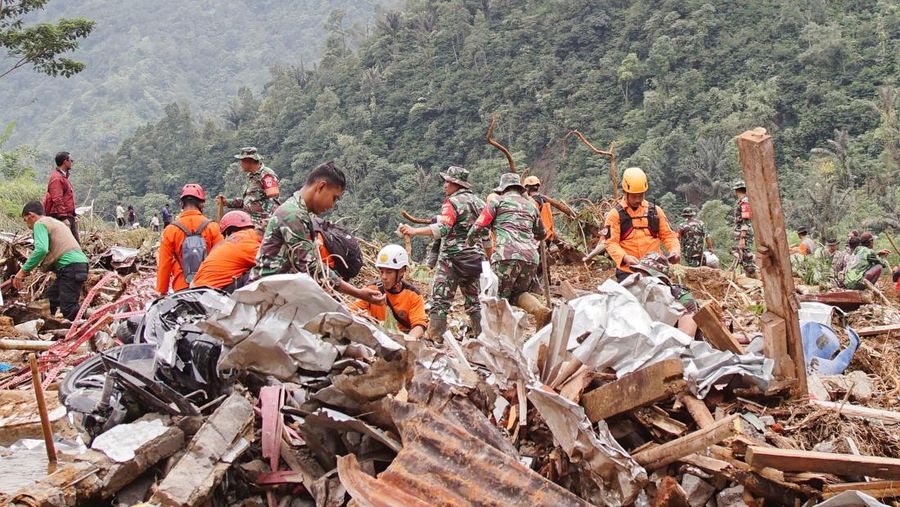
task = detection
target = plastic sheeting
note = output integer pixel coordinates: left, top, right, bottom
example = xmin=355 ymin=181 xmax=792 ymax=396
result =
xmin=523 ymin=279 xmax=773 ymax=398
xmin=801 ymin=322 xmax=860 ymax=376
xmin=199 ymin=274 xmax=404 ymax=380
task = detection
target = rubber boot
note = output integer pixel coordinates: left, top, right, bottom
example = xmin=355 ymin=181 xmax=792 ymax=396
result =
xmin=467 ymin=311 xmax=483 ymax=338
xmin=426 ymin=315 xmax=448 ymax=341
xmin=516 ymin=292 xmax=552 ymax=329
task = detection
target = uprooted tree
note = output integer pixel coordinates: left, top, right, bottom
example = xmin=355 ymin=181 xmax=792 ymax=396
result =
xmin=0 ymin=0 xmax=94 ymax=80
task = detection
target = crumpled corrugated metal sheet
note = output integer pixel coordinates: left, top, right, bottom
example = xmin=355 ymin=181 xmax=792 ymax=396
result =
xmin=337 ymin=397 xmax=592 ymax=507
xmin=523 ymin=279 xmax=773 ymax=398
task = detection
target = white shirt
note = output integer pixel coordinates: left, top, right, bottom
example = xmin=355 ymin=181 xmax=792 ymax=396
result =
xmin=116 ymin=205 xmax=125 ymax=219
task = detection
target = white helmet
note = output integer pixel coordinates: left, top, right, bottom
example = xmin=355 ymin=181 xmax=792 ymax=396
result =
xmin=375 ymin=244 xmax=409 ymax=270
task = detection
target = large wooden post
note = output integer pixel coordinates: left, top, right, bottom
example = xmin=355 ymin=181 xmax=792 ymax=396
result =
xmin=735 ymin=128 xmax=808 ymax=396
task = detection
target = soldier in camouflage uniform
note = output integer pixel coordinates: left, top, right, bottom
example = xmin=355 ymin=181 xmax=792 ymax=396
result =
xmin=218 ymin=147 xmax=281 ymax=232
xmin=466 ymin=173 xmax=546 ymax=301
xmin=678 ymin=206 xmax=710 ymax=268
xmin=251 ymin=162 xmax=383 ymax=304
xmin=398 ymin=166 xmax=486 ymax=338
xmin=731 ymin=180 xmax=756 ymax=276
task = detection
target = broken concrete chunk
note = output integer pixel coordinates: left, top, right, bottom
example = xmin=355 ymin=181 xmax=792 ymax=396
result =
xmin=717 ymin=484 xmax=747 ymax=507
xmin=150 ymin=394 xmax=254 ymax=507
xmin=681 ymin=474 xmax=716 ymax=507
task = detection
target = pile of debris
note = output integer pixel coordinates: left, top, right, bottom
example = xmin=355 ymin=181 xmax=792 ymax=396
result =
xmin=0 ymin=254 xmax=897 ymax=506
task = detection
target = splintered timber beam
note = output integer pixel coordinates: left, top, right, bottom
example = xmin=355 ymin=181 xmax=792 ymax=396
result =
xmin=633 ymin=415 xmax=742 ymax=470
xmin=486 ymin=114 xmax=516 ymax=173
xmin=693 ymin=301 xmax=745 ymax=355
xmin=566 ymin=130 xmax=618 ymax=199
xmin=746 ymin=446 xmax=900 ymax=480
xmin=735 ymin=128 xmax=807 ymax=396
xmin=582 ymin=359 xmax=685 ymax=422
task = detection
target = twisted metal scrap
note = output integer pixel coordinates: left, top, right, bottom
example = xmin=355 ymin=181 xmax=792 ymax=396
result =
xmin=567 ymin=130 xmax=618 ymax=199
xmin=486 ymin=114 xmax=516 ymax=173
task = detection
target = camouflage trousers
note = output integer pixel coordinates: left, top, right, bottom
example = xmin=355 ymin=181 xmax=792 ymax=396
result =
xmin=733 ymin=237 xmax=757 ymax=275
xmin=683 ymin=254 xmax=703 ymax=268
xmin=430 ymin=256 xmax=480 ymax=318
xmin=495 ymin=259 xmax=538 ymax=301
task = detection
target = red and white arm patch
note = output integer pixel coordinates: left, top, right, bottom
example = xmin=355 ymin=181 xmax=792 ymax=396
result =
xmin=439 ymin=200 xmax=457 ymax=227
xmin=262 ymin=174 xmax=280 ymax=197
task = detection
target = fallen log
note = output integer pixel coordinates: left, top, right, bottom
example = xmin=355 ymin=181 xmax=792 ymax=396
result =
xmin=582 ymin=359 xmax=685 ymax=423
xmin=746 ymin=446 xmax=900 ymax=480
xmin=633 ymin=414 xmax=741 ymax=470
xmin=0 ymin=339 xmax=51 ymax=351
xmin=693 ymin=301 xmax=744 ymax=355
xmin=678 ymin=394 xmax=715 ymax=429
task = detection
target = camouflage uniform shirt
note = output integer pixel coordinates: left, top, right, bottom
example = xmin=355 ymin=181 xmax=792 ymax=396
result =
xmin=251 ymin=191 xmax=334 ymax=282
xmin=678 ymin=217 xmax=706 ymax=267
xmin=468 ymin=192 xmax=545 ymax=264
xmin=733 ymin=196 xmax=756 ymax=274
xmin=229 ymin=165 xmax=280 ymax=229
xmin=429 ymin=189 xmax=486 ymax=259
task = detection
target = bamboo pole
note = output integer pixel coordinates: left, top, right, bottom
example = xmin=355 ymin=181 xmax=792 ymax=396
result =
xmin=0 ymin=339 xmax=52 ymax=351
xmin=29 ymin=353 xmax=57 ymax=463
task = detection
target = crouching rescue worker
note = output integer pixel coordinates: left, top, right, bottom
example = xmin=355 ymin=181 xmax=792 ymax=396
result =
xmin=251 ymin=162 xmax=384 ymax=306
xmin=604 ymin=167 xmax=680 ymax=282
xmin=843 ymin=232 xmax=890 ymax=290
xmin=354 ymin=245 xmax=427 ymax=340
xmin=157 ymin=184 xmax=223 ymax=295
xmin=14 ymin=202 xmax=89 ymax=321
xmin=192 ymin=210 xmax=261 ymax=293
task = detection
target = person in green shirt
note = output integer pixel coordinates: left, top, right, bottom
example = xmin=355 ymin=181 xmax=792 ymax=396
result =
xmin=843 ymin=232 xmax=890 ymax=290
xmin=13 ymin=201 xmax=90 ymax=321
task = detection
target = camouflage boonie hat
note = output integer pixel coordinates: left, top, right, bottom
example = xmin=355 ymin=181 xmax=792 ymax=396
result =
xmin=682 ymin=206 xmax=697 ymax=217
xmin=440 ymin=165 xmax=471 ymax=189
xmin=234 ymin=147 xmax=262 ymax=161
xmin=632 ymin=252 xmax=671 ymax=282
xmin=494 ymin=172 xmax=526 ymax=193
xmin=732 ymin=179 xmax=746 ymax=190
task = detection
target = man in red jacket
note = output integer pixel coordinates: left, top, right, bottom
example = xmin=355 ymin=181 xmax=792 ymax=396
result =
xmin=43 ymin=152 xmax=79 ymax=243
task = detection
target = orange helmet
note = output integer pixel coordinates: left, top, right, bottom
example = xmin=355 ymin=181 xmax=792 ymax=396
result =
xmin=523 ymin=175 xmax=541 ymax=186
xmin=220 ymin=210 xmax=253 ymax=233
xmin=180 ymin=183 xmax=206 ymax=202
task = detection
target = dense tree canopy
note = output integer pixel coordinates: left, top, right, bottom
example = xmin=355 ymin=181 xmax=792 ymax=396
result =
xmin=0 ymin=0 xmax=94 ymax=79
xmin=86 ymin=0 xmax=899 ymax=254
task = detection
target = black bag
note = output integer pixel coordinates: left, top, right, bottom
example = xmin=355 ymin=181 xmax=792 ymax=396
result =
xmin=312 ymin=216 xmax=364 ymax=281
xmin=450 ymin=250 xmax=483 ymax=279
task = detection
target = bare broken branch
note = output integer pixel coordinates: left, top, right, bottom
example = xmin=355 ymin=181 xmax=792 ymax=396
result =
xmin=486 ymin=114 xmax=516 ymax=173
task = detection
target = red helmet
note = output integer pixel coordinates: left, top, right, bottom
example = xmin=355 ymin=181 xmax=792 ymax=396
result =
xmin=220 ymin=210 xmax=253 ymax=232
xmin=180 ymin=183 xmax=205 ymax=202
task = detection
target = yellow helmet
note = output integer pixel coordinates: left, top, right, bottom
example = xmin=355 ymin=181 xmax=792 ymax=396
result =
xmin=523 ymin=175 xmax=541 ymax=186
xmin=621 ymin=167 xmax=648 ymax=193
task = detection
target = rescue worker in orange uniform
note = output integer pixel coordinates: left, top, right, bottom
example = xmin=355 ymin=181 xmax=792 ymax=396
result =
xmin=523 ymin=176 xmax=556 ymax=241
xmin=603 ymin=167 xmax=681 ymax=282
xmin=354 ymin=244 xmax=428 ymax=340
xmin=191 ymin=210 xmax=261 ymax=293
xmin=156 ymin=184 xmax=224 ymax=294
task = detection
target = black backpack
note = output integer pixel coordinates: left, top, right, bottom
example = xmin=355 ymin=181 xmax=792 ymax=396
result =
xmin=616 ymin=202 xmax=660 ymax=240
xmin=311 ymin=216 xmax=363 ymax=281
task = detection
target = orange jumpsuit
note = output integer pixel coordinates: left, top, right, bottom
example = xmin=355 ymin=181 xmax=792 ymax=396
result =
xmin=156 ymin=210 xmax=223 ymax=293
xmin=603 ymin=198 xmax=680 ymax=273
xmin=191 ymin=229 xmax=261 ymax=290
xmin=354 ymin=283 xmax=428 ymax=333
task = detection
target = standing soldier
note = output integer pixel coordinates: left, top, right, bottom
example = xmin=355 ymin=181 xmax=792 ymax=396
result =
xmin=467 ymin=173 xmax=546 ymax=302
xmin=678 ymin=206 xmax=713 ymax=267
xmin=399 ymin=166 xmax=486 ymax=339
xmin=732 ymin=180 xmax=756 ymax=276
xmin=218 ymin=147 xmax=280 ymax=231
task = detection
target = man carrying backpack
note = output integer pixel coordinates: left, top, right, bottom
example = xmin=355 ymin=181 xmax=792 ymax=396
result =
xmin=354 ymin=244 xmax=428 ymax=340
xmin=603 ymin=167 xmax=680 ymax=282
xmin=156 ymin=184 xmax=224 ymax=294
xmin=252 ymin=162 xmax=384 ymax=305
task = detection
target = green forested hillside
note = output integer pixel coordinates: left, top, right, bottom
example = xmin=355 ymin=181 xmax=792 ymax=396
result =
xmin=0 ymin=0 xmax=395 ymax=154
xmin=91 ymin=0 xmax=899 ymax=250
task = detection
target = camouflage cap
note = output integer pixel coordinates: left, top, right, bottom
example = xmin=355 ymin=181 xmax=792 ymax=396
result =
xmin=681 ymin=206 xmax=697 ymax=217
xmin=234 ymin=146 xmax=262 ymax=161
xmin=797 ymin=226 xmax=808 ymax=235
xmin=440 ymin=165 xmax=471 ymax=189
xmin=826 ymin=238 xmax=839 ymax=246
xmin=632 ymin=252 xmax=671 ymax=282
xmin=494 ymin=172 xmax=526 ymax=193
xmin=732 ymin=179 xmax=746 ymax=191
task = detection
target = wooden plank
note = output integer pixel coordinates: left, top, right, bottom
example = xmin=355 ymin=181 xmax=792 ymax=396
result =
xmin=810 ymin=399 xmax=900 ymax=425
xmin=0 ymin=339 xmax=51 ymax=351
xmin=824 ymin=480 xmax=900 ymax=499
xmin=633 ymin=406 xmax=688 ymax=437
xmin=736 ymin=128 xmax=808 ymax=395
xmin=559 ymin=280 xmax=579 ymax=302
xmin=746 ymin=446 xmax=900 ymax=480
xmin=693 ymin=301 xmax=744 ymax=355
xmin=798 ymin=291 xmax=871 ymax=311
xmin=633 ymin=414 xmax=742 ymax=470
xmin=582 ymin=359 xmax=685 ymax=423
xmin=857 ymin=324 xmax=900 ymax=337
xmin=759 ymin=312 xmax=794 ymax=379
